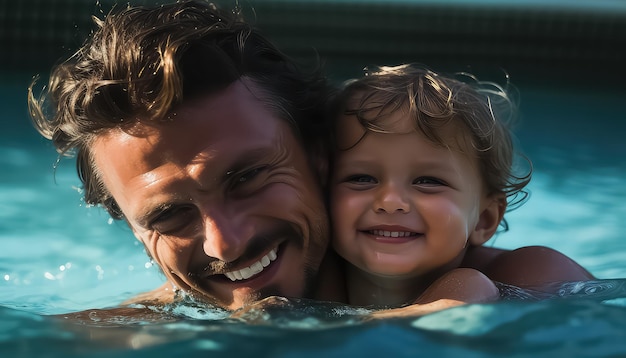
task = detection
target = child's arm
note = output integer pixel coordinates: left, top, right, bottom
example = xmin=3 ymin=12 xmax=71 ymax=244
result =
xmin=369 ymin=268 xmax=499 ymax=319
xmin=364 ymin=246 xmax=594 ymax=319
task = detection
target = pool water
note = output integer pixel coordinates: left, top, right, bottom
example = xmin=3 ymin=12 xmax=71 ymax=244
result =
xmin=2 ymin=72 xmax=626 ymax=357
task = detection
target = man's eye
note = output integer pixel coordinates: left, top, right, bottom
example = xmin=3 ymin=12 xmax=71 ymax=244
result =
xmin=413 ymin=177 xmax=446 ymax=186
xmin=228 ymin=166 xmax=270 ymax=194
xmin=151 ymin=206 xmax=196 ymax=235
xmin=237 ymin=166 xmax=265 ymax=184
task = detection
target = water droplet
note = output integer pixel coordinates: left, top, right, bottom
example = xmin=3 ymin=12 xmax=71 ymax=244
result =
xmin=95 ymin=265 xmax=105 ymax=280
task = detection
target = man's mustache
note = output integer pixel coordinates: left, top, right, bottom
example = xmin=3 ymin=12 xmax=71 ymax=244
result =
xmin=192 ymin=222 xmax=302 ymax=277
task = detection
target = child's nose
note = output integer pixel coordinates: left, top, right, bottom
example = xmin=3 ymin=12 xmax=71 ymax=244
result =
xmin=374 ymin=183 xmax=411 ymax=213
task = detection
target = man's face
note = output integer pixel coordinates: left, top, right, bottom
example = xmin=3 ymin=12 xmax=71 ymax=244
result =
xmin=92 ymin=80 xmax=329 ymax=310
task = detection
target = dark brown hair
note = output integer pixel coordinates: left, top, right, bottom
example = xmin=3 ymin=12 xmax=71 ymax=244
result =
xmin=28 ymin=0 xmax=332 ymax=219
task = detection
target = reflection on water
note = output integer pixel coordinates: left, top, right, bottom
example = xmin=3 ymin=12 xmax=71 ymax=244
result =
xmin=2 ymin=292 xmax=626 ymax=357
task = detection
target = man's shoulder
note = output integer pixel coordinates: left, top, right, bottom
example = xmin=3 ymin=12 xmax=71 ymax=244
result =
xmin=122 ymin=283 xmax=177 ymax=306
xmin=51 ymin=283 xmax=178 ymax=325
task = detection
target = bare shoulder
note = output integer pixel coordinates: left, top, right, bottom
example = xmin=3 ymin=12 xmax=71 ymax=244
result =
xmin=121 ymin=282 xmax=177 ymax=306
xmin=480 ymin=245 xmax=595 ymax=290
xmin=369 ymin=268 xmax=499 ymax=319
xmin=51 ymin=283 xmax=178 ymax=324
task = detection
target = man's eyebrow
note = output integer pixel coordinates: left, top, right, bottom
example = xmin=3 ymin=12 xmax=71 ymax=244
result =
xmin=221 ymin=147 xmax=276 ymax=178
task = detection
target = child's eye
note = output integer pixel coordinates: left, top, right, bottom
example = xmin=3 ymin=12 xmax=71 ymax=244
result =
xmin=413 ymin=176 xmax=446 ymax=186
xmin=346 ymin=174 xmax=378 ymax=184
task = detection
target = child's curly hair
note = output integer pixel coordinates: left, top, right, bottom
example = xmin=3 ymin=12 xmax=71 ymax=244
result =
xmin=331 ymin=64 xmax=532 ymax=219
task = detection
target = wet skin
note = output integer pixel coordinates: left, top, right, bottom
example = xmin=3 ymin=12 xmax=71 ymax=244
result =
xmin=330 ymin=107 xmax=504 ymax=304
xmin=92 ymin=80 xmax=330 ymax=310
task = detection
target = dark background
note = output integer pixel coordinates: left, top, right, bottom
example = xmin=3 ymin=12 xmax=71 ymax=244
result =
xmin=2 ymin=0 xmax=625 ymax=89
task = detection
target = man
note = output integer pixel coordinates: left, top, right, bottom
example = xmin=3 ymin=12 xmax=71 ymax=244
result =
xmin=29 ymin=0 xmax=592 ymax=315
xmin=29 ymin=0 xmax=343 ymax=311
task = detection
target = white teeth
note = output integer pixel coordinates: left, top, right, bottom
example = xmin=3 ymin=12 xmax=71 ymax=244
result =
xmin=250 ymin=261 xmax=263 ymax=274
xmin=224 ymin=248 xmax=278 ymax=282
xmin=241 ymin=267 xmax=254 ymax=280
xmin=371 ymin=230 xmax=414 ymax=238
xmin=261 ymin=255 xmax=270 ymax=267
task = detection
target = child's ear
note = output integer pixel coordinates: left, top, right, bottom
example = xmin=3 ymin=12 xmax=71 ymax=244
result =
xmin=468 ymin=194 xmax=507 ymax=246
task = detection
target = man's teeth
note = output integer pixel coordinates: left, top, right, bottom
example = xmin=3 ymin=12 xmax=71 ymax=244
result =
xmin=224 ymin=248 xmax=278 ymax=282
xmin=370 ymin=230 xmax=415 ymax=238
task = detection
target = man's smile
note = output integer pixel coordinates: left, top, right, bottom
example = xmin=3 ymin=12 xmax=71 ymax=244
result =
xmin=224 ymin=247 xmax=278 ymax=281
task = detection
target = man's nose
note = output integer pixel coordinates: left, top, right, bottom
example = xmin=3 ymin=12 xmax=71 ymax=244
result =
xmin=374 ymin=183 xmax=411 ymax=213
xmin=201 ymin=209 xmax=248 ymax=263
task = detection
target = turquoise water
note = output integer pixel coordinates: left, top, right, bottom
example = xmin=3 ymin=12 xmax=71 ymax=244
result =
xmin=2 ymin=75 xmax=626 ymax=357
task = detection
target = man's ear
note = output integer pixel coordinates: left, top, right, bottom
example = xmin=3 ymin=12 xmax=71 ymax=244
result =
xmin=468 ymin=194 xmax=507 ymax=246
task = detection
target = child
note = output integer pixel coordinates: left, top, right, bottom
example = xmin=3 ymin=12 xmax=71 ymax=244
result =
xmin=328 ymin=64 xmax=591 ymax=315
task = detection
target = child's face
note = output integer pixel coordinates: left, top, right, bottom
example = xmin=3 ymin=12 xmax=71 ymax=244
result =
xmin=330 ymin=108 xmax=492 ymax=280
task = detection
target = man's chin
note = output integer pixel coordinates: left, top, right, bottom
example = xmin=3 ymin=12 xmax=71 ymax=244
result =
xmin=194 ymin=278 xmax=314 ymax=311
xmin=227 ymin=283 xmax=303 ymax=310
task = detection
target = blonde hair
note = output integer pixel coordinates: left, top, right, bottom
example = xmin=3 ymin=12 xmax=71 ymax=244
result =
xmin=332 ymin=64 xmax=531 ymax=212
